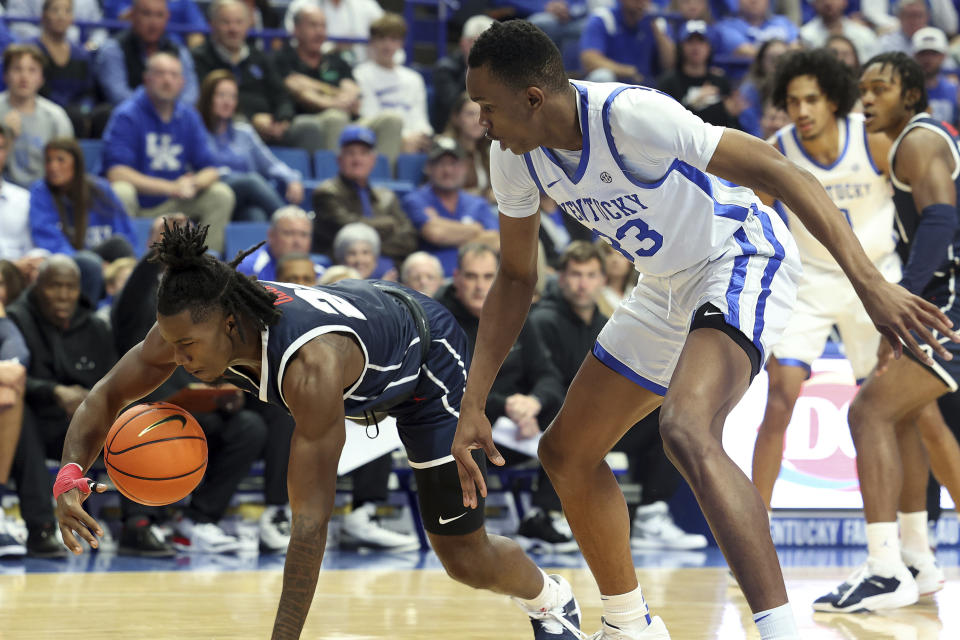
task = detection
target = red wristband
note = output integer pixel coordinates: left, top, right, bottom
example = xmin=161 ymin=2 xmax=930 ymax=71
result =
xmin=53 ymin=463 xmax=92 ymax=500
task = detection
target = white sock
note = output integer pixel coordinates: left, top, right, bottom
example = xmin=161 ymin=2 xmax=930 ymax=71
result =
xmin=866 ymin=522 xmax=901 ymax=566
xmin=753 ymin=603 xmax=799 ymax=640
xmin=601 ymin=585 xmax=650 ymax=632
xmin=898 ymin=511 xmax=930 ymax=555
xmin=517 ymin=569 xmax=565 ymax=613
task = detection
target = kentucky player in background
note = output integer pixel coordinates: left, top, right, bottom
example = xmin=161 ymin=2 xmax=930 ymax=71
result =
xmin=50 ymin=223 xmax=585 ymax=640
xmin=814 ymin=52 xmax=960 ymax=613
xmin=452 ymin=21 xmax=958 ymax=640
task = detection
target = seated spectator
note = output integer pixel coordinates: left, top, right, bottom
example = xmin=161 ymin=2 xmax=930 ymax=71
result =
xmin=30 ymin=0 xmax=109 ymax=138
xmin=103 ymin=0 xmax=208 ymax=49
xmin=198 ymin=70 xmax=304 ymax=221
xmin=436 ymin=242 xmax=572 ymax=551
xmin=7 ymin=0 xmax=107 ymax=49
xmin=311 ymin=126 xmax=418 ymax=261
xmin=7 ymin=256 xmax=113 ymax=557
xmin=30 ymin=138 xmax=137 ymax=303
xmin=0 ymin=44 xmax=73 ymax=188
xmin=400 ymin=251 xmax=444 ymax=297
xmin=712 ymin=0 xmax=798 ymax=59
xmin=0 ymin=267 xmax=28 ymax=558
xmin=317 ymin=264 xmax=360 ymax=284
xmin=275 ymin=252 xmax=319 ymax=286
xmin=103 ymin=52 xmax=234 ymax=254
xmin=442 ymin=92 xmax=493 ymax=201
xmin=433 ymin=15 xmax=494 ymax=133
xmin=354 ymin=14 xmax=433 ymax=154
xmin=657 ymin=20 xmax=741 ymax=128
xmin=332 ymin=221 xmax=396 ymax=280
xmin=670 ymin=0 xmax=714 ymax=29
xmin=97 ymin=255 xmax=136 ymax=321
xmin=579 ymin=0 xmax=675 ymax=85
xmin=826 ymin=33 xmax=861 ymax=71
xmin=0 ymin=261 xmax=27 ymax=306
xmin=191 ymin=0 xmax=296 ymax=146
xmin=282 ymin=0 xmax=385 ymax=63
xmin=877 ymin=0 xmax=930 ymax=55
xmin=737 ymin=38 xmax=789 ymax=137
xmin=913 ymin=27 xmax=960 ymax=125
xmin=94 ymin=0 xmax=200 ymax=107
xmin=236 ymin=205 xmax=323 ymax=281
xmin=500 ymin=0 xmax=590 ymax=69
xmin=0 ymin=125 xmax=33 ymax=261
xmin=402 ymin=137 xmax=500 ymax=276
xmin=596 ymin=241 xmax=639 ymax=317
xmin=759 ymin=95 xmax=790 ymax=138
xmin=800 ymin=0 xmax=879 ymax=62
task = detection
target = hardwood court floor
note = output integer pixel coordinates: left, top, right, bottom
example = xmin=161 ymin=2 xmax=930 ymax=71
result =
xmin=1 ymin=563 xmax=958 ymax=639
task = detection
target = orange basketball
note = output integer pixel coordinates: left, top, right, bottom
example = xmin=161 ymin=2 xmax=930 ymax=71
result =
xmin=104 ymin=402 xmax=207 ymax=506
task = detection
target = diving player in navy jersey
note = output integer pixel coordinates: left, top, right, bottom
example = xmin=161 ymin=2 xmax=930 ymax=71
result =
xmin=50 ymin=224 xmax=584 ymax=640
xmin=814 ymin=52 xmax=960 ymax=613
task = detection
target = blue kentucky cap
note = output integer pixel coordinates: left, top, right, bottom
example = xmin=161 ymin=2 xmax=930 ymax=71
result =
xmin=339 ymin=125 xmax=376 ymax=148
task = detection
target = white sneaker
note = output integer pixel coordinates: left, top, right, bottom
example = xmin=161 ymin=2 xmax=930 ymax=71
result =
xmin=259 ymin=506 xmax=291 ymax=554
xmin=340 ymin=503 xmax=420 ymax=552
xmin=632 ymin=502 xmax=707 ymax=550
xmin=902 ymin=549 xmax=945 ymax=596
xmin=173 ymin=518 xmax=242 ymax=554
xmin=813 ymin=558 xmax=918 ymax=613
xmin=0 ymin=514 xmax=26 ymax=558
xmin=590 ymin=616 xmax=672 ymax=639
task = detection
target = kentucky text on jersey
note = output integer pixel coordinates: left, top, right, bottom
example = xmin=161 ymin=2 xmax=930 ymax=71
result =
xmin=556 ymin=193 xmax=648 ymax=222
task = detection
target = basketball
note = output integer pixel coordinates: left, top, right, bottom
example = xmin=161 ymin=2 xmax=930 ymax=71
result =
xmin=104 ymin=402 xmax=207 ymax=506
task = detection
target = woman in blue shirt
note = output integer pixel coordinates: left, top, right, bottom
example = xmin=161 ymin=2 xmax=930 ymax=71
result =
xmin=29 ymin=138 xmax=136 ymax=302
xmin=198 ymin=70 xmax=305 ymax=222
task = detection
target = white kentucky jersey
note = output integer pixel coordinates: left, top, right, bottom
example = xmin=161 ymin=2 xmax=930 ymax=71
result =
xmin=774 ymin=113 xmax=896 ymax=271
xmin=491 ymin=80 xmax=793 ymax=278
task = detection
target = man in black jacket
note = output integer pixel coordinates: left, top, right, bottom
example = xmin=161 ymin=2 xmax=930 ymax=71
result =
xmin=7 ymin=256 xmax=115 ymax=557
xmin=435 ymin=242 xmax=575 ymax=551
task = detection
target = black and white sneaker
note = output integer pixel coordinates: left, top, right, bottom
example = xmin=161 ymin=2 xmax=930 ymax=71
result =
xmin=517 ymin=509 xmax=579 ymax=554
xmin=813 ymin=560 xmax=918 ymax=613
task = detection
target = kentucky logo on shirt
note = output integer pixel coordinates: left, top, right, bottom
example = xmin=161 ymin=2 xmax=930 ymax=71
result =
xmin=146 ymin=133 xmax=183 ymax=171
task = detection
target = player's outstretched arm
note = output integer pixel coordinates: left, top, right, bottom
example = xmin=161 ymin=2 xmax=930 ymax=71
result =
xmin=56 ymin=323 xmax=177 ymax=553
xmin=453 ymin=212 xmax=540 ymax=509
xmin=271 ymin=335 xmax=353 ymax=640
xmin=706 ymin=128 xmax=958 ymax=364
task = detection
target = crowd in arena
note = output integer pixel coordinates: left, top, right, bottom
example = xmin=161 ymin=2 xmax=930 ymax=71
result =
xmin=1 ymin=0 xmax=958 ymax=562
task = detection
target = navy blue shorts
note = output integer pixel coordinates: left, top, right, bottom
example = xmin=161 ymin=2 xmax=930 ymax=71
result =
xmin=907 ymin=273 xmax=960 ymax=392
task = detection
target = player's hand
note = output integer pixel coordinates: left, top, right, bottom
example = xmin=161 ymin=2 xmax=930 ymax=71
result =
xmin=55 ymin=484 xmax=107 ymax=554
xmin=452 ymin=407 xmax=503 ymax=509
xmin=862 ymin=280 xmax=959 ymax=365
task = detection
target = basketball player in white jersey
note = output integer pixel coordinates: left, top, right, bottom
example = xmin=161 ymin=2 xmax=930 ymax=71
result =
xmin=451 ymin=21 xmax=958 ymax=640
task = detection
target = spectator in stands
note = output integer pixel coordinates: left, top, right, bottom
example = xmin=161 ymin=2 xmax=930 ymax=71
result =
xmin=0 ymin=261 xmax=27 ymax=307
xmin=311 ymin=125 xmax=418 ymax=261
xmin=826 ymin=33 xmax=860 ymax=70
xmin=436 ymin=242 xmax=572 ymax=550
xmin=30 ymin=0 xmax=106 ymax=138
xmin=273 ymin=5 xmax=402 ymax=158
xmin=913 ymin=27 xmax=960 ymax=125
xmin=198 ymin=71 xmax=304 ymax=221
xmin=191 ymin=0 xmax=295 ymax=146
xmin=877 ymin=0 xmax=930 ymax=54
xmin=94 ymin=0 xmax=200 ymax=107
xmin=759 ymin=95 xmax=790 ymax=138
xmin=579 ymin=0 xmax=675 ymax=84
xmin=737 ymin=38 xmax=788 ymax=136
xmin=97 ymin=256 xmax=136 ymax=321
xmin=400 ymin=251 xmax=444 ymax=297
xmin=103 ymin=52 xmax=234 ymax=254
xmin=670 ymin=0 xmax=713 ymax=27
xmin=7 ymin=256 xmax=112 ymax=557
xmin=0 ymin=266 xmax=28 ymax=559
xmin=282 ymin=0 xmax=385 ymax=63
xmin=317 ymin=264 xmax=360 ymax=283
xmin=433 ymin=15 xmax=494 ymax=133
xmin=402 ymin=137 xmax=499 ymax=277
xmin=0 ymin=17 xmax=15 ymax=76
xmin=800 ymin=0 xmax=879 ymax=62
xmin=29 ymin=138 xmax=137 ymax=303
xmin=442 ymin=92 xmax=493 ymax=201
xmin=331 ymin=221 xmax=395 ymax=280
xmin=236 ymin=205 xmax=324 ymax=281
xmin=7 ymin=0 xmax=107 ymax=49
xmin=500 ymin=0 xmax=590 ymax=68
xmin=102 ymin=0 xmax=208 ymax=49
xmin=0 ymin=44 xmax=73 ymax=188
xmin=275 ymin=252 xmax=319 ymax=286
xmin=596 ymin=242 xmax=639 ymax=317
xmin=0 ymin=125 xmax=33 ymax=261
xmin=354 ymin=14 xmax=433 ymax=154
xmin=712 ymin=0 xmax=798 ymax=59
xmin=657 ymin=20 xmax=741 ymax=128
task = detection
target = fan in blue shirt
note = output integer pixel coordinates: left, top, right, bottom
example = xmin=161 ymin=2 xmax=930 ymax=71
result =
xmin=712 ymin=0 xmax=799 ymax=59
xmin=579 ymin=0 xmax=674 ymax=85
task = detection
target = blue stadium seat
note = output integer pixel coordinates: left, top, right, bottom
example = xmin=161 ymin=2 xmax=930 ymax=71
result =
xmin=372 ymin=154 xmax=390 ymax=180
xmin=225 ymin=222 xmax=270 ymax=261
xmin=313 ymin=151 xmax=389 ymax=181
xmin=130 ymin=217 xmax=154 ymax=258
xmin=269 ymin=146 xmax=312 ymax=179
xmin=79 ymin=139 xmax=103 ymax=175
xmin=395 ymin=153 xmax=427 ymax=185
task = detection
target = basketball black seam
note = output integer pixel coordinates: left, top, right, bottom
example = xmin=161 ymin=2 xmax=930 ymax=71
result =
xmin=107 ymin=404 xmax=167 ymax=452
xmin=105 ymin=458 xmax=207 ymax=481
xmin=108 ymin=435 xmax=205 ymax=456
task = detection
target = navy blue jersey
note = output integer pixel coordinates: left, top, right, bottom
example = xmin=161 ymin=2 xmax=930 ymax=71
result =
xmin=889 ymin=114 xmax=960 ymax=274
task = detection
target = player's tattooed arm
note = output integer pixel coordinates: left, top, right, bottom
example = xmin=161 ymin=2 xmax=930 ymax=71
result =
xmin=272 ymin=334 xmax=359 ymax=639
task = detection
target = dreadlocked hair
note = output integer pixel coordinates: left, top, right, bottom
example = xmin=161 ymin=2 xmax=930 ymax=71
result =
xmin=150 ymin=222 xmax=282 ymax=342
xmin=861 ymin=51 xmax=928 ymax=115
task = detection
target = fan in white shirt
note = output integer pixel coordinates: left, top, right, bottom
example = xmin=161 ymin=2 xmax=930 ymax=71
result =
xmin=283 ymin=0 xmax=384 ymax=63
xmin=0 ymin=125 xmax=32 ymax=260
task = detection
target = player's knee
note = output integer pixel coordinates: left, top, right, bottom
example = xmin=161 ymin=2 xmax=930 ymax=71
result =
xmin=658 ymin=411 xmax=716 ymax=471
xmin=846 ymin=395 xmax=873 ymax=439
